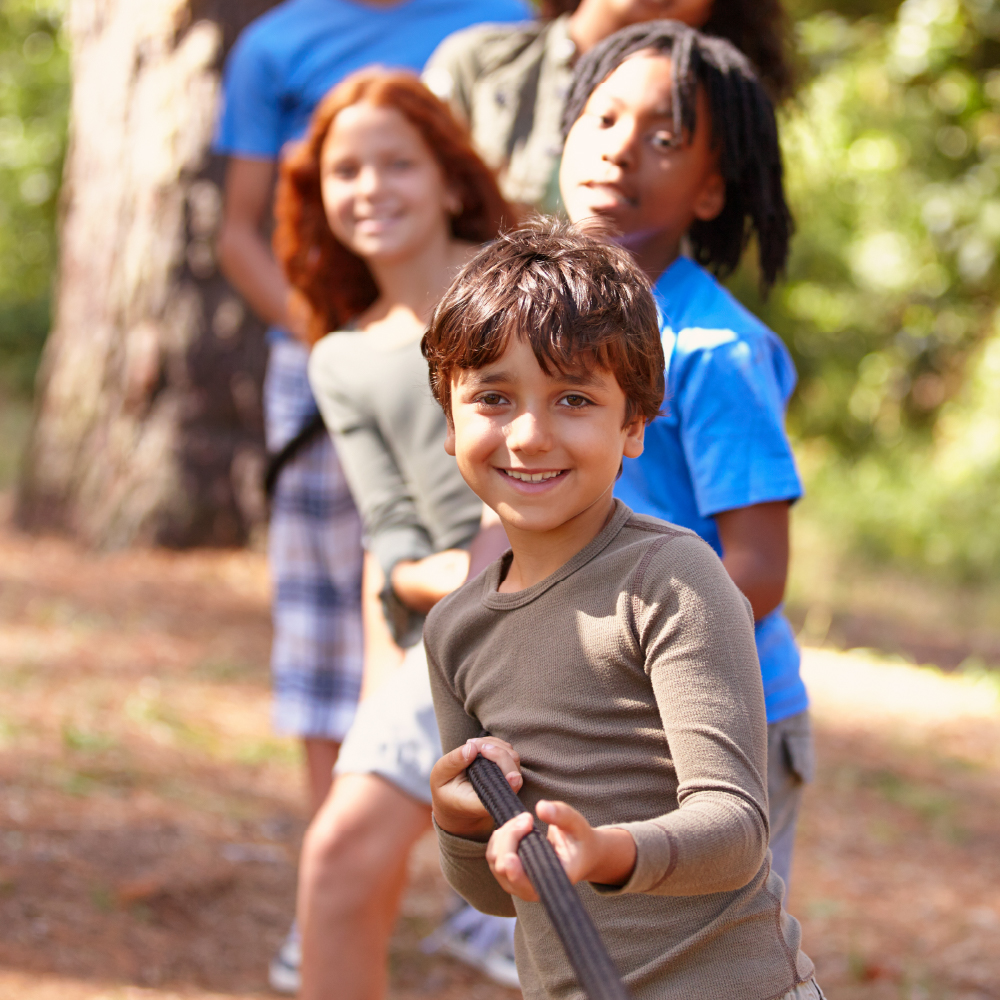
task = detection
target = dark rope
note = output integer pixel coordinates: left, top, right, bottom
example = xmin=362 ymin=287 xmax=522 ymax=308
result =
xmin=263 ymin=412 xmax=327 ymax=499
xmin=467 ymin=744 xmax=630 ymax=1000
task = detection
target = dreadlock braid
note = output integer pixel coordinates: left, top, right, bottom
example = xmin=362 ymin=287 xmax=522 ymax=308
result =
xmin=560 ymin=20 xmax=792 ymax=295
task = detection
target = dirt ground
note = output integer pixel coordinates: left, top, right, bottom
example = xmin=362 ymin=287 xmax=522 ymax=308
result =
xmin=0 ymin=494 xmax=998 ymax=1000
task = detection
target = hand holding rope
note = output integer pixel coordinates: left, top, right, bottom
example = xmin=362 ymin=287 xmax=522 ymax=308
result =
xmin=466 ymin=740 xmax=631 ymax=1000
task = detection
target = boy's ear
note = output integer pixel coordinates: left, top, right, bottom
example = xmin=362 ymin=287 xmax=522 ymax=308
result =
xmin=444 ymin=416 xmax=457 ymax=456
xmin=623 ymin=415 xmax=646 ymax=460
xmin=692 ymin=169 xmax=726 ymax=223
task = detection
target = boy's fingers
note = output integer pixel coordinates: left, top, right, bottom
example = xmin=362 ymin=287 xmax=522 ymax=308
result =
xmin=535 ymin=799 xmax=590 ymax=832
xmin=536 ymin=800 xmax=587 ymax=835
xmin=487 ymin=813 xmax=539 ymax=901
xmin=462 ymin=737 xmax=522 ymax=789
xmin=495 ymin=851 xmax=538 ymax=901
xmin=431 ymin=743 xmax=481 ymax=787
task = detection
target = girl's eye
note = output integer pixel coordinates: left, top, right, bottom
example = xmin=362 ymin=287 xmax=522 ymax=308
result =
xmin=598 ymin=112 xmax=615 ymax=128
xmin=331 ymin=164 xmax=357 ymax=180
xmin=561 ymin=394 xmax=590 ymax=408
xmin=390 ymin=158 xmax=414 ymax=170
xmin=651 ymin=131 xmax=675 ymax=150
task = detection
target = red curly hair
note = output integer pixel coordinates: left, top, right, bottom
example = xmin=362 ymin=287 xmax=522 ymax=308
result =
xmin=274 ymin=69 xmax=512 ymax=344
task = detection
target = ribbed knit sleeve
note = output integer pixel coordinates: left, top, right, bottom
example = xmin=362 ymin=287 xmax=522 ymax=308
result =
xmin=595 ymin=533 xmax=769 ymax=897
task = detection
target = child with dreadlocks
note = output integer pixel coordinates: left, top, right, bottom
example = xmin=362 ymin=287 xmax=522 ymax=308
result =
xmin=555 ymin=19 xmax=814 ymax=899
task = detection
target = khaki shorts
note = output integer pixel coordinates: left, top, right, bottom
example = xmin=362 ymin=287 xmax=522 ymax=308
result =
xmin=333 ymin=643 xmax=440 ymax=806
xmin=782 ymin=978 xmax=826 ymax=1000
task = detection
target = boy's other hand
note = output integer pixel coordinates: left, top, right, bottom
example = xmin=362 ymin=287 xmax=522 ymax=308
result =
xmin=431 ymin=737 xmax=522 ymax=840
xmin=487 ymin=800 xmax=637 ymax=900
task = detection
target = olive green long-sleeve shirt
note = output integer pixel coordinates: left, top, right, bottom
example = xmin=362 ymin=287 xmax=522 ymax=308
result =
xmin=423 ymin=15 xmax=574 ymax=210
xmin=308 ymin=324 xmax=481 ymax=579
xmin=425 ymin=502 xmax=814 ymax=1000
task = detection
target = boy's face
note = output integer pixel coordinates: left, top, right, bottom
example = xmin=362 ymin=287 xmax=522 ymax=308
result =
xmin=444 ymin=337 xmax=645 ymax=534
xmin=559 ymin=52 xmax=724 ymax=260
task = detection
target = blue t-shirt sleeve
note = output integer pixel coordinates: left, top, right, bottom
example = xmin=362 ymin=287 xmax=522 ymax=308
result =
xmin=674 ymin=329 xmax=803 ymax=517
xmin=214 ymin=28 xmax=284 ymax=158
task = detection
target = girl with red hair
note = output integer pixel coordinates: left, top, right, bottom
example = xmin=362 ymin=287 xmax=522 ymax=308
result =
xmin=274 ymin=70 xmax=519 ymax=1000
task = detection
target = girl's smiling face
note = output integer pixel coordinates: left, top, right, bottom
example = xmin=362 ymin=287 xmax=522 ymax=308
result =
xmin=559 ymin=52 xmax=725 ymax=271
xmin=320 ymin=101 xmax=460 ymax=264
xmin=445 ymin=337 xmax=646 ymax=535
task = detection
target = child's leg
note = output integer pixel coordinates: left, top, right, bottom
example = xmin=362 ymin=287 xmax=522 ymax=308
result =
xmin=298 ymin=771 xmax=432 ymax=1000
xmin=303 ymin=738 xmax=341 ymax=816
xmin=767 ymin=710 xmax=814 ymax=897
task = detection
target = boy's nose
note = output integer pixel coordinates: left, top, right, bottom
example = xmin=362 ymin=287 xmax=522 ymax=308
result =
xmin=506 ymin=410 xmax=552 ymax=454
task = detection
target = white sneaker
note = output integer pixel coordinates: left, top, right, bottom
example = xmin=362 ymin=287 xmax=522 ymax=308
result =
xmin=422 ymin=903 xmax=520 ymax=988
xmin=268 ymin=923 xmax=301 ymax=995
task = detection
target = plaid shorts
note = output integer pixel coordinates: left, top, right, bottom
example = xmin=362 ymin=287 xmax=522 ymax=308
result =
xmin=264 ymin=338 xmax=364 ymax=741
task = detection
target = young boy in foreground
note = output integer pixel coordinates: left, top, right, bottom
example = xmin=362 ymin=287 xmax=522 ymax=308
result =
xmin=422 ymin=222 xmax=821 ymax=1000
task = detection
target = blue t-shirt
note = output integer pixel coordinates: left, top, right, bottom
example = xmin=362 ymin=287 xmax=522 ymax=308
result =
xmin=214 ymin=0 xmax=531 ymax=158
xmin=614 ymin=256 xmax=808 ymax=725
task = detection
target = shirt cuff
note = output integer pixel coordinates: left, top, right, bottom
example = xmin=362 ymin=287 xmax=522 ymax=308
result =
xmin=589 ymin=821 xmax=677 ymax=896
xmin=432 ymin=815 xmax=493 ymax=850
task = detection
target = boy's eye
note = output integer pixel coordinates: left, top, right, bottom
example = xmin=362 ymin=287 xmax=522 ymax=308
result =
xmin=331 ymin=164 xmax=357 ymax=180
xmin=477 ymin=392 xmax=508 ymax=407
xmin=651 ymin=130 xmax=676 ymax=150
xmin=560 ymin=394 xmax=590 ymax=409
xmin=390 ymin=158 xmax=414 ymax=170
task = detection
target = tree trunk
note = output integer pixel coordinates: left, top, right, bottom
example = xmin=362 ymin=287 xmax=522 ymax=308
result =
xmin=17 ymin=0 xmax=280 ymax=548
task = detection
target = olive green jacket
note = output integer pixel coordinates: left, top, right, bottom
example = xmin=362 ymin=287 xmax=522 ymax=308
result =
xmin=423 ymin=15 xmax=575 ymax=211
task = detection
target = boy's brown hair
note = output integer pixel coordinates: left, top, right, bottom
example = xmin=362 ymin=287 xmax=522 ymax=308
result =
xmin=422 ymin=219 xmax=665 ymax=426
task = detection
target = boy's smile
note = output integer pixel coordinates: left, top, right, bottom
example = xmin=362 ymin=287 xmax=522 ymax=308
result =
xmin=444 ymin=337 xmax=646 ymax=585
xmin=559 ymin=51 xmax=725 ymax=280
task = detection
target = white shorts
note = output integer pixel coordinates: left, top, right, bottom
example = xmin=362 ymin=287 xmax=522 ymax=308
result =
xmin=334 ymin=643 xmax=441 ymax=805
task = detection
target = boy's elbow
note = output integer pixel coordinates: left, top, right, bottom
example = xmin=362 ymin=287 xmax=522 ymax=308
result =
xmin=715 ymin=819 xmax=770 ymax=892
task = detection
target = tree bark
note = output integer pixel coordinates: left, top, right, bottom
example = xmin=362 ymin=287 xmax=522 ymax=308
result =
xmin=17 ymin=0 xmax=280 ymax=548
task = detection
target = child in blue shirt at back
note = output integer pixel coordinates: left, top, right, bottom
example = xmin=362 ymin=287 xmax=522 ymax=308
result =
xmin=558 ymin=20 xmax=811 ymax=896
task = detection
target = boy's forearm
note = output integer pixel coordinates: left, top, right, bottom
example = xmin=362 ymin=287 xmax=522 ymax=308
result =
xmin=436 ymin=823 xmax=517 ymax=917
xmin=599 ymin=793 xmax=767 ymax=897
xmin=588 ymin=827 xmax=638 ymax=887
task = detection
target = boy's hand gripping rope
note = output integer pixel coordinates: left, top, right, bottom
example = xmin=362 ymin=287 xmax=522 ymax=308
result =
xmin=466 ymin=743 xmax=631 ymax=1000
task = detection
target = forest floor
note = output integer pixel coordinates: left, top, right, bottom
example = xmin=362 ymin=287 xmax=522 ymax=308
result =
xmin=0 ymin=467 xmax=999 ymax=999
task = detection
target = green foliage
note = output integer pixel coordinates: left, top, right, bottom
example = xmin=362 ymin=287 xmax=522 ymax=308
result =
xmin=0 ymin=0 xmax=69 ymax=395
xmin=730 ymin=0 xmax=1000 ymax=580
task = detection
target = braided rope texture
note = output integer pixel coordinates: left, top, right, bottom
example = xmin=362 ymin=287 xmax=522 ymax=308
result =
xmin=466 ymin=752 xmax=631 ymax=1000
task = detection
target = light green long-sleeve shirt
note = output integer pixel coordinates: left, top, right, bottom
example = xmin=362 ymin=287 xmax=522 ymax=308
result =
xmin=308 ymin=324 xmax=482 ymax=581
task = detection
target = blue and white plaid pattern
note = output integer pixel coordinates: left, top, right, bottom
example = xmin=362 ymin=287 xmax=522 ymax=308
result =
xmin=264 ymin=338 xmax=364 ymax=740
